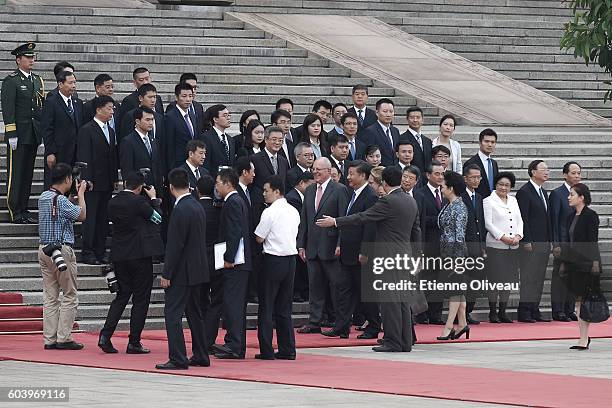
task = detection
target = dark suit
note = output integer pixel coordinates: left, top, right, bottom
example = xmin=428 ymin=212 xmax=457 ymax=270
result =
xmin=399 ymin=130 xmax=432 ymax=178
xmin=219 ymin=191 xmax=252 ymax=357
xmin=328 ymin=155 xmax=349 ymax=185
xmin=41 ymin=92 xmax=84 ymax=188
xmin=347 ymin=137 xmax=366 ymax=161
xmin=83 ymin=99 xmax=119 ymax=132
xmin=236 ymin=183 xmax=261 ymax=301
xmin=549 ymin=184 xmax=575 ymax=316
xmin=286 ymin=187 xmax=309 ymax=299
xmin=116 ymin=90 xmax=163 ymax=132
xmin=202 ymin=128 xmax=236 ymax=178
xmin=336 ymin=188 xmax=421 ymax=351
xmin=77 ymin=120 xmax=119 ymax=260
xmin=120 ymin=130 xmax=163 ymax=191
xmin=347 ymin=106 xmax=377 ymax=141
xmin=251 ymin=149 xmax=289 ymax=221
xmin=297 ymin=180 xmax=348 ymax=327
xmin=286 ymin=165 xmax=309 ymax=191
xmin=516 ymin=181 xmax=551 ymax=320
xmin=178 ymin=162 xmax=210 ymax=197
xmin=164 ymin=106 xmax=201 ymax=172
xmin=278 ymin=137 xmax=296 ymax=168
xmin=162 ymin=194 xmax=209 ymax=367
xmin=364 ymin=122 xmax=400 ymax=167
xmin=100 ymin=191 xmax=164 ymax=344
xmin=463 ymin=153 xmax=499 ymax=198
xmin=118 ymin=108 xmax=165 ymax=146
xmin=166 ymin=100 xmax=205 ymax=134
xmin=461 ymin=190 xmax=486 ymax=315
xmin=285 ymin=188 xmax=302 ymax=212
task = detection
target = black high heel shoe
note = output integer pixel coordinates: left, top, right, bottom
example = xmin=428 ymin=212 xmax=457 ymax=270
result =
xmin=570 ymin=337 xmax=591 ymax=350
xmin=453 ymin=325 xmax=470 ymax=340
xmin=437 ymin=328 xmax=456 ymax=341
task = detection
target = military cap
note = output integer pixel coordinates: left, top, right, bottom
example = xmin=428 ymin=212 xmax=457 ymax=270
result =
xmin=11 ymin=42 xmax=36 ymax=57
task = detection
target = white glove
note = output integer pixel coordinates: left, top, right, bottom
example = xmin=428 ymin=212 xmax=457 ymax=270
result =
xmin=8 ymin=137 xmax=17 ymax=151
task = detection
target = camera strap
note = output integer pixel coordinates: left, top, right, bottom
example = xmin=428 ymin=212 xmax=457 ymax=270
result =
xmin=48 ymin=188 xmax=67 ymax=245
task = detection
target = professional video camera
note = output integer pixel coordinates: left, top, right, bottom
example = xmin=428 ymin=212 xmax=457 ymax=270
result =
xmin=41 ymin=243 xmax=68 ymax=272
xmin=101 ymin=264 xmax=118 ymax=294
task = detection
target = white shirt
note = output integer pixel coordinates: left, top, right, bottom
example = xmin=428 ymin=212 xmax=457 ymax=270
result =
xmin=174 ymin=192 xmax=191 ymax=207
xmin=529 ymin=179 xmax=547 ymax=210
xmin=185 ymin=160 xmax=200 ymax=180
xmin=19 ymin=69 xmax=31 ymax=79
xmin=294 ymin=188 xmax=304 ymax=203
xmin=255 ymin=198 xmax=300 ymax=256
xmin=238 ymin=182 xmax=250 ymax=203
xmin=58 ymin=91 xmax=71 ymax=108
xmin=330 ymin=155 xmax=344 ymax=172
xmin=93 ymin=117 xmax=107 ymax=132
xmin=213 ymin=125 xmax=229 ymax=144
xmin=427 ymin=182 xmax=440 ymax=199
xmin=478 ymin=150 xmax=492 ymax=180
xmin=265 ymin=147 xmax=277 ymax=162
xmin=177 ymin=105 xmax=194 ymax=134
xmin=564 ymin=182 xmax=572 ymax=194
xmin=354 ymin=106 xmax=367 ymax=118
xmin=252 ymin=146 xmax=261 ymax=154
xmin=224 ymin=190 xmax=237 ymax=202
xmin=350 ymin=182 xmax=368 ymax=203
xmin=297 ymin=164 xmax=310 ymax=173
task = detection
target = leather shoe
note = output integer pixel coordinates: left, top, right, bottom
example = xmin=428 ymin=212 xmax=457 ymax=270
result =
xmin=156 ymin=361 xmax=188 ymax=370
xmin=98 ymin=337 xmax=118 ymax=353
xmin=23 ymin=215 xmax=38 ymax=224
xmin=553 ymin=313 xmax=571 ymax=322
xmin=188 ymin=357 xmax=210 ymax=367
xmin=320 ymin=320 xmax=335 ymax=328
xmin=274 ymin=352 xmax=296 ymax=360
xmin=372 ymin=345 xmax=400 ymax=352
xmin=321 ymin=329 xmax=349 ymax=339
xmin=567 ymin=312 xmax=578 ymax=321
xmin=43 ymin=343 xmax=57 ymax=350
xmin=518 ymin=317 xmax=536 ymax=323
xmin=99 ymin=255 xmax=110 ymax=264
xmin=357 ymin=332 xmax=378 ymax=340
xmin=255 ymin=354 xmax=275 ymax=360
xmin=377 ymin=338 xmax=384 ymax=345
xmin=215 ymin=351 xmax=241 ymax=359
xmin=297 ymin=324 xmax=321 ymax=334
xmin=126 ymin=343 xmax=150 ymax=354
xmin=11 ymin=217 xmax=28 ymax=224
xmin=56 ymin=341 xmax=84 ymax=350
xmin=81 ymin=256 xmax=101 ymax=265
xmin=534 ymin=316 xmax=551 ymax=322
xmin=466 ymin=314 xmax=480 ymax=325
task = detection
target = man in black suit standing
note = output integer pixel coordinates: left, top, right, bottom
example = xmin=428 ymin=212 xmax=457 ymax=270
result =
xmin=165 ymin=73 xmax=205 ymax=134
xmin=164 ymin=83 xmax=201 ymax=171
xmin=41 ymin=70 xmax=84 ymax=188
xmin=156 ymin=168 xmax=210 ymax=370
xmin=179 ymin=139 xmax=210 ymax=195
xmin=516 ymin=160 xmax=552 ymax=323
xmin=462 ymin=164 xmax=487 ymax=325
xmin=341 ymin=112 xmax=366 ymax=161
xmin=77 ymin=95 xmax=119 ymax=265
xmin=317 ymin=166 xmax=422 ymax=352
xmin=98 ymin=171 xmax=163 ymax=354
xmin=347 ymin=84 xmax=377 ymax=141
xmin=327 ymin=103 xmax=348 ymax=141
xmin=202 ymin=104 xmax=235 ymax=178
xmin=364 ymin=98 xmax=400 ymax=166
xmin=118 ymin=83 xmax=164 ymax=146
xmin=399 ymin=107 xmax=432 ymax=178
xmin=271 ymin=109 xmax=296 ymax=167
xmin=116 ymin=67 xmax=163 ymax=129
xmin=550 ymin=161 xmax=582 ymax=322
xmin=327 ymin=134 xmax=350 ymax=185
xmin=395 ymin=140 xmax=414 ymax=172
xmin=214 ymin=168 xmax=252 ymax=359
xmin=286 ymin=142 xmax=314 ymax=192
xmin=462 ymin=128 xmax=499 ymax=198
xmin=251 ymin=126 xmax=290 ymax=212
xmin=83 ymin=73 xmax=118 ymax=131
xmin=297 ymin=157 xmax=348 ymax=333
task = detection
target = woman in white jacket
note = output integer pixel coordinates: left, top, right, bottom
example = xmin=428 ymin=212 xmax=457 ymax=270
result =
xmin=432 ymin=114 xmax=462 ymax=174
xmin=483 ymin=171 xmax=523 ymax=323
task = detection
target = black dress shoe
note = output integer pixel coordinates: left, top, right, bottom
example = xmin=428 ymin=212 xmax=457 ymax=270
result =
xmin=518 ymin=317 xmax=536 ymax=323
xmin=11 ymin=217 xmax=28 ymax=224
xmin=188 ymin=357 xmax=210 ymax=366
xmin=498 ymin=314 xmax=513 ymax=323
xmin=372 ymin=345 xmax=400 ymax=352
xmin=23 ymin=215 xmax=38 ymax=224
xmin=255 ymin=354 xmax=275 ymax=360
xmin=126 ymin=343 xmax=150 ymax=354
xmin=215 ymin=351 xmax=241 ymax=359
xmin=44 ymin=343 xmax=57 ymax=350
xmin=211 ymin=343 xmax=228 ymax=355
xmin=320 ymin=320 xmax=335 ymax=328
xmin=274 ymin=352 xmax=296 ymax=360
xmin=321 ymin=329 xmax=349 ymax=339
xmin=99 ymin=255 xmax=111 ymax=264
xmin=567 ymin=312 xmax=578 ymax=321
xmin=466 ymin=314 xmax=480 ymax=325
xmin=297 ymin=324 xmax=321 ymax=334
xmin=81 ymin=256 xmax=101 ymax=265
xmin=357 ymin=332 xmax=378 ymax=340
xmin=56 ymin=341 xmax=84 ymax=350
xmin=377 ymin=338 xmax=384 ymax=345
xmin=553 ymin=313 xmax=571 ymax=322
xmin=98 ymin=337 xmax=118 ymax=354
xmin=534 ymin=316 xmax=551 ymax=322
xmin=156 ymin=361 xmax=188 ymax=370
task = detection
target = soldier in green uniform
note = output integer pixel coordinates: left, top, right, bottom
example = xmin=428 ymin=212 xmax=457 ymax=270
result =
xmin=2 ymin=42 xmax=45 ymax=224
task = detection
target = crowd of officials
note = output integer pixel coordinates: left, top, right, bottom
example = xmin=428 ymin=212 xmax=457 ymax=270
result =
xmin=2 ymin=42 xmax=603 ymax=368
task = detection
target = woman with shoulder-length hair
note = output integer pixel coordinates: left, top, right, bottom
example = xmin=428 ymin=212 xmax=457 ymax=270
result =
xmin=432 ymin=114 xmax=462 ymax=173
xmin=236 ymin=120 xmax=265 ymax=158
xmin=233 ymin=109 xmax=261 ymax=151
xmin=300 ymin=113 xmax=328 ymax=159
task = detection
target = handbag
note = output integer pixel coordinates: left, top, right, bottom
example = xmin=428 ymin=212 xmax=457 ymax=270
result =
xmin=580 ymin=286 xmax=610 ymax=323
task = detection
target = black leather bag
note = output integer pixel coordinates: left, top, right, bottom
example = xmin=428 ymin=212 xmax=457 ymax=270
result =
xmin=580 ymin=288 xmax=610 ymax=323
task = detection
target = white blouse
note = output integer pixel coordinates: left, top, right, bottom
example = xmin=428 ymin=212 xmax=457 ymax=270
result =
xmin=483 ymin=191 xmax=524 ymax=249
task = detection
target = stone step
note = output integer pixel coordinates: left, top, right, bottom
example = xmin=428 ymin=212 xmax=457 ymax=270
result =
xmin=4 ymin=5 xmax=226 ymax=19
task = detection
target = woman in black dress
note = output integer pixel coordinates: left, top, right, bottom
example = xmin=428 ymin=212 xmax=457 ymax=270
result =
xmin=561 ymin=183 xmax=601 ymax=350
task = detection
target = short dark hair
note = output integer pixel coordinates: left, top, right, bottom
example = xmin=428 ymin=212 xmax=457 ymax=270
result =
xmin=443 ymin=170 xmax=465 ymax=196
xmin=56 ymin=70 xmax=74 ymax=84
xmin=572 ymin=183 xmax=592 ymax=206
xmin=234 ymin=156 xmax=253 ymax=177
xmin=275 ymin=98 xmax=294 ymax=110
xmin=132 ymin=67 xmax=149 ymax=79
xmin=271 ymin=109 xmax=291 ymax=125
xmin=53 ymin=61 xmax=74 ymax=78
xmin=124 ymin=171 xmax=145 ymax=190
xmin=382 ymin=166 xmax=402 ymax=187
xmin=186 ymin=139 xmax=206 ymax=155
xmin=375 ymin=98 xmax=394 ymax=110
xmin=527 ymin=159 xmax=545 ymax=178
xmin=168 ymin=168 xmax=189 ymax=190
xmin=396 ymin=139 xmax=414 ymax=152
xmin=243 ymin=120 xmax=265 ymax=150
xmin=217 ymin=167 xmax=239 ymax=188
xmin=330 ymin=134 xmax=349 ymax=147
xmin=352 ymin=84 xmax=368 ymax=95
xmin=174 ymin=82 xmax=193 ymax=96
xmin=196 ymin=175 xmax=215 ymax=197
xmin=137 ymin=83 xmax=157 ymax=97
xmin=562 ymin=161 xmax=581 ymax=174
xmin=312 ymin=100 xmax=332 ymax=112
xmin=92 ymin=95 xmax=114 ymax=111
xmin=265 ymin=125 xmax=284 ymax=139
xmin=51 ymin=163 xmax=72 ymax=185
xmin=296 ymin=170 xmax=314 ymax=185
xmin=463 ymin=163 xmax=481 ymax=176
xmin=265 ymin=175 xmax=285 ymax=196
xmin=427 ymin=160 xmax=445 ymax=174
xmin=439 ymin=114 xmax=457 ymax=128
xmin=494 ymin=171 xmax=516 ymax=188
xmin=348 ymin=160 xmax=372 ymax=179
xmin=479 ymin=128 xmax=498 ymax=142
xmin=432 ymin=145 xmax=451 ymax=158
xmin=340 ymin=112 xmax=358 ymax=125
xmin=365 ymin=144 xmax=380 ymax=157
xmin=134 ymin=106 xmax=155 ymax=120
xmin=406 ymin=106 xmax=423 ymax=117
xmin=403 ymin=165 xmax=421 ymax=179
xmin=94 ymin=73 xmax=112 ymax=87
xmin=239 ymin=110 xmax=261 ymax=134
xmin=332 ymin=102 xmax=348 ymax=113
xmin=205 ymin=104 xmax=227 ymax=126
xmin=179 ymin=72 xmax=197 ymax=83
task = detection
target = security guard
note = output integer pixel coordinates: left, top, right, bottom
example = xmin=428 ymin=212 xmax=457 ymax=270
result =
xmin=2 ymin=42 xmax=45 ymax=224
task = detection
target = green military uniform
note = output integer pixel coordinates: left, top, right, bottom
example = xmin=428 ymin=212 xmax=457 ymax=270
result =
xmin=1 ymin=42 xmax=45 ymax=223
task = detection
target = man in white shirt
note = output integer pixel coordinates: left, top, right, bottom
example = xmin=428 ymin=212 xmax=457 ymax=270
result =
xmin=254 ymin=175 xmax=300 ymax=360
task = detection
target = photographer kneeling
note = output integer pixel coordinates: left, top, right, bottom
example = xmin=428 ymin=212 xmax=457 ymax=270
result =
xmin=38 ymin=163 xmax=87 ymax=350
xmin=98 ymin=171 xmax=163 ymax=354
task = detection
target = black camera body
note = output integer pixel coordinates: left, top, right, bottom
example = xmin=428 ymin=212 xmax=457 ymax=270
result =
xmin=101 ymin=264 xmax=118 ymax=294
xmin=42 ymin=243 xmax=67 ymax=272
xmin=72 ymin=161 xmax=92 ymax=191
xmin=139 ymin=167 xmax=152 ymax=190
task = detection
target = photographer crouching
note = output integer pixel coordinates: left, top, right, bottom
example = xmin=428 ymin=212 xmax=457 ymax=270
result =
xmin=98 ymin=171 xmax=163 ymax=354
xmin=38 ymin=163 xmax=87 ymax=350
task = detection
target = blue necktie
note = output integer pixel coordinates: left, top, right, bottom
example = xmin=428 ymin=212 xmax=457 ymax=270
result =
xmin=184 ymin=113 xmax=194 ymax=138
xmin=487 ymin=158 xmax=494 ymax=191
xmin=349 ymin=139 xmax=356 ymax=159
xmin=102 ymin=123 xmax=110 ymax=144
xmin=346 ymin=191 xmax=357 ymax=215
xmin=385 ymin=128 xmax=393 ymax=150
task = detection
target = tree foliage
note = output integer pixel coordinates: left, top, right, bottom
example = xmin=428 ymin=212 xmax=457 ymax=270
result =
xmin=560 ymin=0 xmax=612 ymax=102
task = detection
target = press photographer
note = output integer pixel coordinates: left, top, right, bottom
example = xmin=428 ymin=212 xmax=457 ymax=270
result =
xmin=38 ymin=163 xmax=87 ymax=351
xmin=98 ymin=171 xmax=163 ymax=354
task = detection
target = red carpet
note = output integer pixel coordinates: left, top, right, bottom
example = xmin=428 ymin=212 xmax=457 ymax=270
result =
xmin=0 ymin=292 xmax=23 ymax=303
xmin=0 ymin=292 xmax=44 ymax=333
xmin=0 ymin=332 xmax=610 ymax=408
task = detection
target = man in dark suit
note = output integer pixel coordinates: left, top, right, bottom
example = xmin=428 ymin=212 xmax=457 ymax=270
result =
xmin=251 ymin=126 xmax=290 ymax=194
xmin=297 ymin=157 xmax=348 ymax=333
xmin=77 ymin=95 xmax=119 ymax=265
xmin=341 ymin=112 xmax=366 ymax=161
xmin=286 ymin=142 xmax=314 ymax=192
xmin=41 ymin=70 xmax=84 ymax=188
xmin=98 ymin=171 xmax=163 ymax=354
xmin=164 ymin=83 xmax=201 ymax=171
xmin=179 ymin=139 xmax=210 ymax=195
xmin=549 ymin=161 xmax=582 ymax=321
xmin=156 ymin=168 xmax=210 ymax=370
xmin=119 ymin=107 xmax=163 ymax=192
xmin=83 ymin=73 xmax=118 ymax=131
xmin=516 ymin=159 xmax=552 ymax=323
xmin=462 ymin=164 xmax=487 ymax=324
xmin=327 ymin=134 xmax=350 ymax=185
xmin=462 ymin=128 xmax=499 ymax=198
xmin=292 ymin=100 xmax=332 ymax=142
xmin=165 ymin=73 xmax=205 ymax=133
xmin=322 ymin=160 xmax=379 ymax=339
xmin=364 ymin=98 xmax=400 ymax=166
xmin=213 ymin=168 xmax=252 ymax=359
xmin=347 ymin=84 xmax=377 ymax=141
xmin=327 ymin=103 xmax=348 ymax=141
xmin=118 ymin=83 xmax=164 ymax=146
xmin=116 ymin=67 xmax=163 ymax=130
xmin=395 ymin=140 xmax=414 ymax=172
xmin=271 ymin=109 xmax=296 ymax=167
xmin=399 ymin=107 xmax=432 ymax=178
xmin=413 ymin=161 xmax=447 ymax=324
xmin=317 ymin=166 xmax=422 ymax=352
xmin=202 ymin=104 xmax=235 ymax=178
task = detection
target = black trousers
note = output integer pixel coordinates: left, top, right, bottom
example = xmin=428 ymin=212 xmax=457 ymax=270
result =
xmin=5 ymin=142 xmax=37 ymax=221
xmin=204 ymin=269 xmax=223 ymax=349
xmin=257 ymin=254 xmax=296 ymax=357
xmin=334 ymin=263 xmax=359 ymax=334
xmin=82 ymin=190 xmax=112 ymax=260
xmin=551 ymin=257 xmax=574 ymax=315
xmin=248 ymin=251 xmax=262 ymax=299
xmin=100 ymin=257 xmax=154 ymax=344
xmin=417 ymin=268 xmax=443 ymax=321
xmin=518 ymin=248 xmax=550 ymax=319
xmin=381 ymin=298 xmax=413 ymax=352
xmin=306 ymin=258 xmax=341 ymax=326
xmin=222 ymin=267 xmax=250 ymax=357
xmin=293 ymin=255 xmax=309 ymax=298
xmin=163 ymin=282 xmax=210 ymax=367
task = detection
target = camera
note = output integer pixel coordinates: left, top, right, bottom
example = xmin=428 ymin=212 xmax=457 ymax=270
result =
xmin=41 ymin=243 xmax=67 ymax=272
xmin=72 ymin=162 xmax=92 ymax=191
xmin=101 ymin=264 xmax=118 ymax=294
xmin=139 ymin=167 xmax=152 ymax=190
